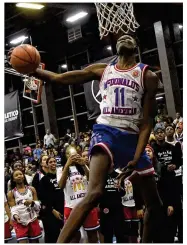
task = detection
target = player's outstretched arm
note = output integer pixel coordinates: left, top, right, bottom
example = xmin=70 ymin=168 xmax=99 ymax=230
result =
xmin=32 ymin=63 xmax=107 ymax=85
xmin=130 ymin=70 xmax=159 ymax=166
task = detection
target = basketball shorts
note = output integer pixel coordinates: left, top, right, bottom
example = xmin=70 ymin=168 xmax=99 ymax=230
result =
xmin=13 ymin=219 xmax=42 ymax=241
xmin=64 ymin=207 xmax=100 ymax=231
xmin=4 ymin=221 xmax=12 ymax=241
xmin=123 ymin=206 xmax=138 ymax=221
xmin=89 ymin=124 xmax=155 ymax=176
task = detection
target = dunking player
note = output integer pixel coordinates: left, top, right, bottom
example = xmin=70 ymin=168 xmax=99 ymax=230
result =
xmin=9 ymin=35 xmax=164 ymax=242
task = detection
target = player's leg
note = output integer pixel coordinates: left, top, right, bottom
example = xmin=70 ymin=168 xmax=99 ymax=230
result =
xmin=64 ymin=207 xmax=81 ymax=243
xmin=57 ymin=147 xmax=110 ymax=243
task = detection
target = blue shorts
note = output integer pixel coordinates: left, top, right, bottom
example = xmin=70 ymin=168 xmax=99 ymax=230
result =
xmin=89 ymin=124 xmax=155 ymax=176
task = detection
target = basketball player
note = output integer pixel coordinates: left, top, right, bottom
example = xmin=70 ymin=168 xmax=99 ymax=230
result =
xmin=9 ymin=34 xmax=164 ymax=242
xmin=7 ymin=170 xmax=42 ymax=243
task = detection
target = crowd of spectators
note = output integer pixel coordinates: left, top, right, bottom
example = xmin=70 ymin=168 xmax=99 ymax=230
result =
xmin=5 ymin=128 xmax=92 ymax=179
xmin=4 ymin=110 xmax=183 ymax=243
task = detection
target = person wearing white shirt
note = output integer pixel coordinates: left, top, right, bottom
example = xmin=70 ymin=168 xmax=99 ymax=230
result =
xmin=173 ymin=112 xmax=183 ymax=126
xmin=44 ymin=129 xmax=56 ymax=148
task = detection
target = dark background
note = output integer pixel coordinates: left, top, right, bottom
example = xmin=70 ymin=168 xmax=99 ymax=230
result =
xmin=4 ymin=3 xmax=183 ymax=149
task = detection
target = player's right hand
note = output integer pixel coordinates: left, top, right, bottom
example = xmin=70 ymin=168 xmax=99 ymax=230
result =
xmin=13 ymin=214 xmax=21 ymax=223
xmin=116 ymin=166 xmax=133 ymax=190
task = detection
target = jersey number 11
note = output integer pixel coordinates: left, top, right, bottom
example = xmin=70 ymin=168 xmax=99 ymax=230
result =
xmin=114 ymin=88 xmax=125 ymax=107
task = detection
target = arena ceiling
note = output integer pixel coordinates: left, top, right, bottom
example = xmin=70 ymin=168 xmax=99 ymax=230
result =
xmin=5 ymin=2 xmax=183 ymax=68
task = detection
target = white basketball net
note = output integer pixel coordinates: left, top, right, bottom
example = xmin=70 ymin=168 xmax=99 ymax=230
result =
xmin=95 ymin=3 xmax=139 ymax=39
xmin=23 ymin=76 xmax=38 ymax=91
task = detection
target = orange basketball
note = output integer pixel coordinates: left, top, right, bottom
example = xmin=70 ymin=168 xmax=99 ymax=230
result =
xmin=10 ymin=44 xmax=41 ymax=74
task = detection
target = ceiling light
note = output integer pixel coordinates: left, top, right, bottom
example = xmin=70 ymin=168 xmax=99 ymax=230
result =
xmin=156 ymin=96 xmax=163 ymax=100
xmin=10 ymin=35 xmax=28 ymax=44
xmin=66 ymin=11 xmax=88 ymax=23
xmin=16 ymin=3 xmax=44 ymax=10
xmin=179 ymin=24 xmax=183 ymax=29
xmin=107 ymin=46 xmax=112 ymax=51
xmin=61 ymin=64 xmax=67 ymax=69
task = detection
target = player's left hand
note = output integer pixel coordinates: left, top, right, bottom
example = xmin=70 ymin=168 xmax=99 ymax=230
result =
xmin=116 ymin=167 xmax=133 ymax=190
xmin=24 ymin=200 xmax=33 ymax=206
xmin=127 ymin=160 xmax=138 ymax=168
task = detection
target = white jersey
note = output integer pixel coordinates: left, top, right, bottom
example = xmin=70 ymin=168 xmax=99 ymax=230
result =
xmin=121 ymin=179 xmax=135 ymax=207
xmin=97 ymin=62 xmax=148 ymax=132
xmin=12 ymin=186 xmax=37 ymax=226
xmin=64 ymin=166 xmax=88 ymax=209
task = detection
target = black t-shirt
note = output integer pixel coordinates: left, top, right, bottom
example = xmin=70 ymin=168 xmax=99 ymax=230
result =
xmin=152 ymin=142 xmax=181 ymax=177
xmin=152 ymin=142 xmax=181 ymax=207
xmin=99 ymin=171 xmax=124 ymax=211
xmin=39 ymin=172 xmax=64 ymax=215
